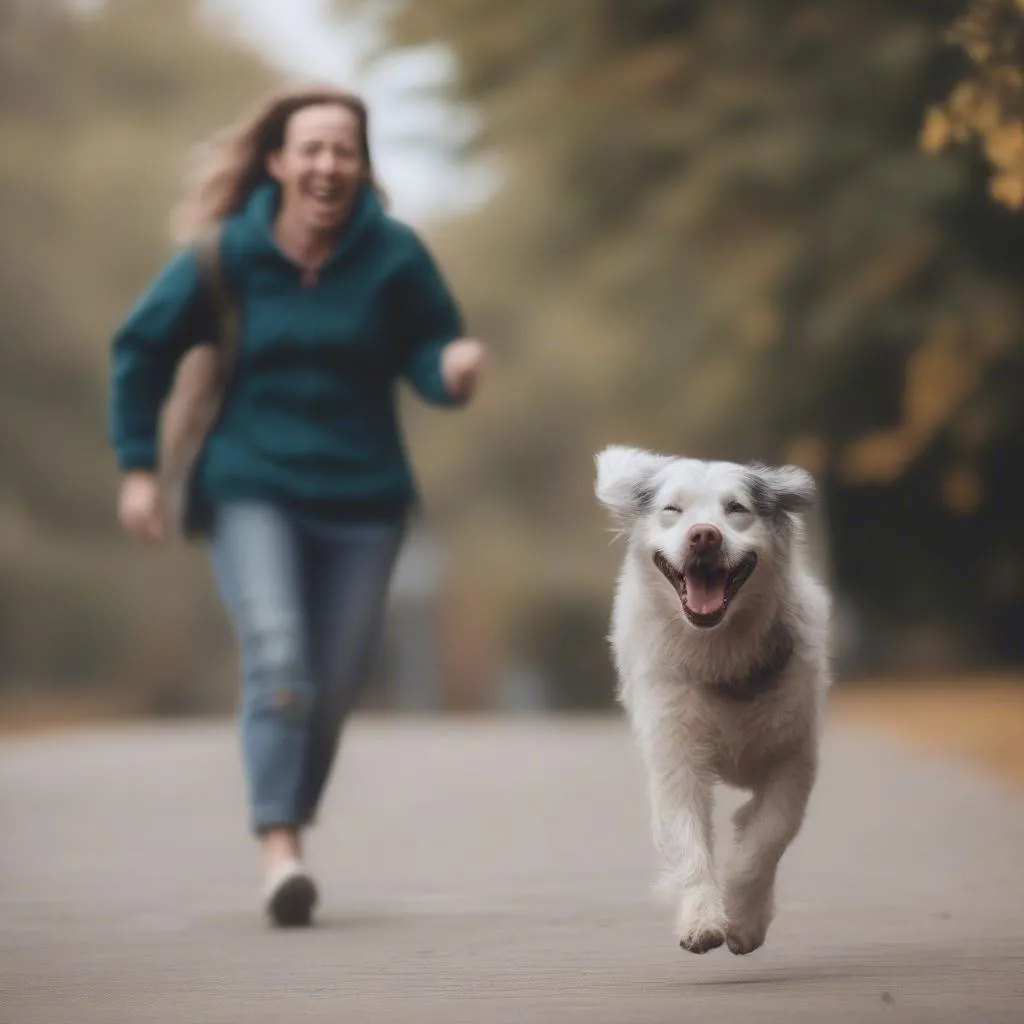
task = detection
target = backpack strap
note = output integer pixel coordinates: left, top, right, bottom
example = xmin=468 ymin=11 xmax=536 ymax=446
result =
xmin=193 ymin=223 xmax=241 ymax=379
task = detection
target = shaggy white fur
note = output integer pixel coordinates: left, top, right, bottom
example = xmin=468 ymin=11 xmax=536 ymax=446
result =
xmin=595 ymin=445 xmax=832 ymax=955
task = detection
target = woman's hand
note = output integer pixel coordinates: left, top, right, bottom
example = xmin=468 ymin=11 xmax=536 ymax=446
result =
xmin=440 ymin=338 xmax=485 ymax=401
xmin=117 ymin=470 xmax=166 ymax=543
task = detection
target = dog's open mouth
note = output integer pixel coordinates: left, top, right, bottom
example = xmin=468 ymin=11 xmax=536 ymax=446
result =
xmin=653 ymin=551 xmax=758 ymax=628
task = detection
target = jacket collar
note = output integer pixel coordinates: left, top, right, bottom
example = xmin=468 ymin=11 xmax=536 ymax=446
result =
xmin=242 ymin=179 xmax=383 ymax=267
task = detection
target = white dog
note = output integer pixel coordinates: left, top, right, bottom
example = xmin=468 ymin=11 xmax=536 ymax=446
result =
xmin=594 ymin=445 xmax=831 ymax=955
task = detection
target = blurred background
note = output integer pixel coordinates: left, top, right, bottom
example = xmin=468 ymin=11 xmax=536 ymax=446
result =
xmin=2 ymin=0 xmax=1024 ymax=728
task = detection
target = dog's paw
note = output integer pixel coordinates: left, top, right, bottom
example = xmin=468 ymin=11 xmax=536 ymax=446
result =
xmin=679 ymin=921 xmax=728 ymax=954
xmin=675 ymin=893 xmax=728 ymax=955
xmin=725 ymin=921 xmax=767 ymax=955
xmin=724 ymin=888 xmax=774 ymax=955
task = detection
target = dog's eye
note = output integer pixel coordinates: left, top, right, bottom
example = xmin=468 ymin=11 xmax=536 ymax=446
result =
xmin=725 ymin=500 xmax=750 ymax=515
xmin=662 ymin=505 xmax=683 ymax=515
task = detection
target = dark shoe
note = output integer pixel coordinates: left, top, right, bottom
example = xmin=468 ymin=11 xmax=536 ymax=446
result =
xmin=263 ymin=860 xmax=317 ymax=928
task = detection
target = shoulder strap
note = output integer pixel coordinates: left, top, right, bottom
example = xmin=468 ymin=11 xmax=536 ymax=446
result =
xmin=194 ymin=223 xmax=242 ymax=378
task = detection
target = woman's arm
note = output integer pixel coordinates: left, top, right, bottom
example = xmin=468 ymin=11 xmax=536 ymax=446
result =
xmin=393 ymin=231 xmax=482 ymax=406
xmin=108 ymin=246 xmax=214 ymax=472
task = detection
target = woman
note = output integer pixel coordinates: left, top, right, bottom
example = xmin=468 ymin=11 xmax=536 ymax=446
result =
xmin=107 ymin=84 xmax=484 ymax=927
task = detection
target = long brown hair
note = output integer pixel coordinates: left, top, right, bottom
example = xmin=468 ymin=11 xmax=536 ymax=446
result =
xmin=170 ymin=83 xmax=386 ymax=245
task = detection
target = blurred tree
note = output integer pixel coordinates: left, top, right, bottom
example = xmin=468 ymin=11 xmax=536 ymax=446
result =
xmin=0 ymin=0 xmax=278 ymax=709
xmin=922 ymin=0 xmax=1024 ymax=209
xmin=336 ymin=0 xmax=1024 ymax=692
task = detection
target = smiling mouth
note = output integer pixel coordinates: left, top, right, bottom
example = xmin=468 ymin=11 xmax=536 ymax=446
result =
xmin=653 ymin=551 xmax=758 ymax=628
xmin=307 ymin=184 xmax=346 ymax=204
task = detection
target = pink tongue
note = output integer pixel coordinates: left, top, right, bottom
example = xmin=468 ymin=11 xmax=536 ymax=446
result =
xmin=684 ymin=572 xmax=726 ymax=615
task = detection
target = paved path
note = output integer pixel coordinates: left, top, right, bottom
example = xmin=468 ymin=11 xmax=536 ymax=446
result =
xmin=1 ymin=715 xmax=1022 ymax=1023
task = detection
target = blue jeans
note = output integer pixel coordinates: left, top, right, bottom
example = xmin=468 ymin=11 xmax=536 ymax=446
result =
xmin=208 ymin=501 xmax=405 ymax=834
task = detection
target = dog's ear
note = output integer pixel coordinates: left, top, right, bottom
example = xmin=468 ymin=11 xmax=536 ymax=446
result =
xmin=746 ymin=464 xmax=817 ymax=520
xmin=594 ymin=445 xmax=673 ymax=523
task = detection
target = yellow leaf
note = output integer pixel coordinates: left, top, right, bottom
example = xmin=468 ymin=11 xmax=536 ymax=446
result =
xmin=991 ymin=172 xmax=1024 ymax=209
xmin=903 ymin=323 xmax=979 ymax=438
xmin=839 ymin=430 xmax=916 ymax=486
xmin=949 ymin=81 xmax=979 ymax=116
xmin=972 ymin=94 xmax=1002 ymax=134
xmin=965 ymin=41 xmax=991 ymax=64
xmin=920 ymin=106 xmax=952 ymax=153
xmin=984 ymin=122 xmax=1024 ymax=169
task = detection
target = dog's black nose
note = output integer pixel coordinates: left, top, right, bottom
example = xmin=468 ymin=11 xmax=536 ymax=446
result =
xmin=688 ymin=524 xmax=722 ymax=552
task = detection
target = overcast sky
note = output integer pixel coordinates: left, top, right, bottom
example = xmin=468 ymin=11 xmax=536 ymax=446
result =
xmin=204 ymin=0 xmax=497 ymax=224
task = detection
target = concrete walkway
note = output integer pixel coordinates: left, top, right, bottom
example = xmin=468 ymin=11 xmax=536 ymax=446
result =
xmin=1 ymin=715 xmax=1022 ymax=1023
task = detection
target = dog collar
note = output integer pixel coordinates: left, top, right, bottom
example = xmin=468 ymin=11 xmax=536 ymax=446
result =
xmin=712 ymin=621 xmax=795 ymax=701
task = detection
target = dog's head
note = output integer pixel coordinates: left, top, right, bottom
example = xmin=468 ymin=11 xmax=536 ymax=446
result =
xmin=595 ymin=445 xmax=816 ymax=630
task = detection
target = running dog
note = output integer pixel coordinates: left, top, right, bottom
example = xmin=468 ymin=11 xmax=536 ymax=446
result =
xmin=594 ymin=445 xmax=831 ymax=955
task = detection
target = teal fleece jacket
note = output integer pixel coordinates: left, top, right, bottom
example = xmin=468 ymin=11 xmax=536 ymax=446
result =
xmin=108 ymin=181 xmax=465 ymax=522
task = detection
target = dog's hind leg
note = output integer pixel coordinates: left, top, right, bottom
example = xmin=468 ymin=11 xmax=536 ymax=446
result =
xmin=637 ymin=721 xmax=728 ymax=952
xmin=722 ymin=755 xmax=816 ymax=954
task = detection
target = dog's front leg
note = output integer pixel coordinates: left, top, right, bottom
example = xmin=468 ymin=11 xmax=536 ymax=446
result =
xmin=636 ymin=714 xmax=727 ymax=953
xmin=723 ymin=755 xmax=816 ymax=955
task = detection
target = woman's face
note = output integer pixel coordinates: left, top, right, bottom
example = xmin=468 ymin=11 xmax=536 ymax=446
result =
xmin=266 ymin=102 xmax=366 ymax=233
